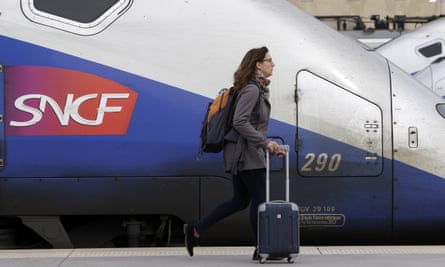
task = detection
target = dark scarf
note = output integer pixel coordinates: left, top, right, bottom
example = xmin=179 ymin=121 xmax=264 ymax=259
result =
xmin=254 ymin=73 xmax=270 ymax=101
xmin=255 ymin=73 xmax=270 ymax=92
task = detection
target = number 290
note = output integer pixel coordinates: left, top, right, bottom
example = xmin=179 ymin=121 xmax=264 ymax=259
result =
xmin=300 ymin=153 xmax=342 ymax=172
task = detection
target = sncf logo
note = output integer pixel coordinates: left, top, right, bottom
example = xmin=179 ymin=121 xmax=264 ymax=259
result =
xmin=11 ymin=93 xmax=130 ymax=127
xmin=5 ymin=66 xmax=138 ymax=136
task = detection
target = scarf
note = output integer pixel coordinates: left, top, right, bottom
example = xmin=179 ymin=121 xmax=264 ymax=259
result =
xmin=254 ymin=73 xmax=271 ymax=101
xmin=255 ymin=72 xmax=270 ymax=92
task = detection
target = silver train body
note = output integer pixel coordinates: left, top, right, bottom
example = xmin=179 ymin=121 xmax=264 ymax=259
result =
xmin=378 ymin=18 xmax=445 ymax=98
xmin=0 ymin=0 xmax=445 ymax=248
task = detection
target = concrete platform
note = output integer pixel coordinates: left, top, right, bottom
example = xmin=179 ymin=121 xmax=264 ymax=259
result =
xmin=1 ymin=246 xmax=445 ymax=266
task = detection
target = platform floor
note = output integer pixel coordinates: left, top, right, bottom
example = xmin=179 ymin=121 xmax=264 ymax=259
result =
xmin=1 ymin=246 xmax=445 ymax=266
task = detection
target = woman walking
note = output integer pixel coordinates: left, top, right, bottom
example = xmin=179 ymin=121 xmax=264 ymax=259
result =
xmin=185 ymin=46 xmax=284 ymax=260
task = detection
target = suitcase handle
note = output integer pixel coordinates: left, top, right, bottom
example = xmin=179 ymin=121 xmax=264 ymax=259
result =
xmin=266 ymin=144 xmax=290 ymax=202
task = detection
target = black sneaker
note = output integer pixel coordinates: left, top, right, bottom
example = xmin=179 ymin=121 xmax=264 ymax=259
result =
xmin=252 ymin=248 xmax=260 ymax=261
xmin=184 ymin=224 xmax=197 ymax=256
xmin=253 ymin=249 xmax=281 ymax=262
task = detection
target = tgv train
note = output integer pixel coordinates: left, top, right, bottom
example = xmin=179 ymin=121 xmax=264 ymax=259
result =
xmin=1 ymin=0 xmax=445 ymax=249
xmin=378 ymin=18 xmax=445 ymax=98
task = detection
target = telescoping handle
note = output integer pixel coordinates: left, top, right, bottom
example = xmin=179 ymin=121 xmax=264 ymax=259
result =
xmin=265 ymin=144 xmax=290 ymax=203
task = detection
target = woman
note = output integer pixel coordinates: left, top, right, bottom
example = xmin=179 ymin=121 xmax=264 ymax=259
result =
xmin=185 ymin=46 xmax=284 ymax=260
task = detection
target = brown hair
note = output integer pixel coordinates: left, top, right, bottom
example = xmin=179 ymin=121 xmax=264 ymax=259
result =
xmin=232 ymin=46 xmax=269 ymax=95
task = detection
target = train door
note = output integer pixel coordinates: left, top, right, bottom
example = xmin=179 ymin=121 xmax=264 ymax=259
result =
xmin=295 ymin=70 xmax=393 ymax=243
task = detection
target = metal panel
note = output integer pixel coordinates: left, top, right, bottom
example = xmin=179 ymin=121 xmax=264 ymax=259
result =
xmin=0 ymin=65 xmax=4 ymax=168
xmin=296 ymin=70 xmax=383 ymax=177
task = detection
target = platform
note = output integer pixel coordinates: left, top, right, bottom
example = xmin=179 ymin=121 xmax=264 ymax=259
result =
xmin=1 ymin=246 xmax=445 ymax=266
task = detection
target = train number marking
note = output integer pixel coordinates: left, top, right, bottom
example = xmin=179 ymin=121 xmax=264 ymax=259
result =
xmin=301 ymin=153 xmax=342 ymax=172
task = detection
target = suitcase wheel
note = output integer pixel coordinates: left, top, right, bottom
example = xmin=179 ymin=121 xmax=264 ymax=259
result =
xmin=259 ymin=256 xmax=295 ymax=264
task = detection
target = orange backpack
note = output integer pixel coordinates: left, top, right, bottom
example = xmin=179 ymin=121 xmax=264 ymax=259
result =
xmin=199 ymin=87 xmax=237 ymax=153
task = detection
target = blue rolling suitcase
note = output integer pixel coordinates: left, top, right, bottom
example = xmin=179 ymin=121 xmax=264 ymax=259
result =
xmin=257 ymin=145 xmax=299 ymax=264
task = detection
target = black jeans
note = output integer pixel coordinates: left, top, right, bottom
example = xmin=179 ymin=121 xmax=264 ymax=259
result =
xmin=195 ymin=168 xmax=266 ymax=245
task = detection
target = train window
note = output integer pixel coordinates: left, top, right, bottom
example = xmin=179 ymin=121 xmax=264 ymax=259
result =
xmin=437 ymin=104 xmax=445 ymax=119
xmin=418 ymin=42 xmax=442 ymax=58
xmin=296 ymin=70 xmax=383 ymax=177
xmin=21 ymin=0 xmax=133 ymax=35
xmin=34 ymin=0 xmax=119 ymax=23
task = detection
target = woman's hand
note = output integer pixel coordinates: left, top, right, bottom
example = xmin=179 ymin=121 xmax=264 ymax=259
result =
xmin=266 ymin=141 xmax=285 ymax=157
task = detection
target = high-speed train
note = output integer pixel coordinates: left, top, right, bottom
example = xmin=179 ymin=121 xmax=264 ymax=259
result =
xmin=1 ymin=0 xmax=445 ymax=249
xmin=377 ymin=18 xmax=445 ymax=98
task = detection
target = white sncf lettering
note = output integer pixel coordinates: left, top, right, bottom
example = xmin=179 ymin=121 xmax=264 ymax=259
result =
xmin=10 ymin=93 xmax=130 ymax=127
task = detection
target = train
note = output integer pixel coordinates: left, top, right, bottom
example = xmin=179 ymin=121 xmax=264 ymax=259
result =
xmin=1 ymin=0 xmax=445 ymax=248
xmin=377 ymin=17 xmax=445 ymax=98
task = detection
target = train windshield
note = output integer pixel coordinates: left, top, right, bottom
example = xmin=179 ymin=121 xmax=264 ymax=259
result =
xmin=418 ymin=41 xmax=443 ymax=58
xmin=437 ymin=103 xmax=445 ymax=119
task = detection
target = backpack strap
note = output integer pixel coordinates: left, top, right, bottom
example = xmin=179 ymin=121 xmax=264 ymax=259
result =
xmin=248 ymin=80 xmax=263 ymax=123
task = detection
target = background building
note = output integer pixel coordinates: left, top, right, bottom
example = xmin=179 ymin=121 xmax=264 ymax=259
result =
xmin=290 ymin=0 xmax=443 ymax=31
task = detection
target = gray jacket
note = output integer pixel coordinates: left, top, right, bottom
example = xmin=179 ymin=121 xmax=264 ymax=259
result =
xmin=223 ymin=82 xmax=271 ymax=174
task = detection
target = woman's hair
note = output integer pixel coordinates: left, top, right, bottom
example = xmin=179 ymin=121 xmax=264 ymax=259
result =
xmin=233 ymin=46 xmax=269 ymax=95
